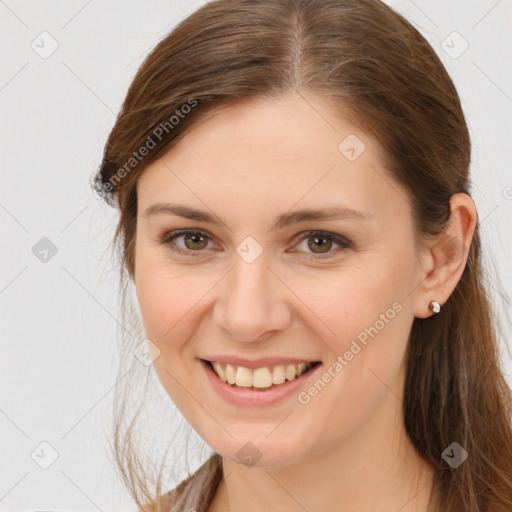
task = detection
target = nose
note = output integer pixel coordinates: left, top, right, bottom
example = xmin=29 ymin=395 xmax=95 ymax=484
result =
xmin=212 ymin=254 xmax=292 ymax=343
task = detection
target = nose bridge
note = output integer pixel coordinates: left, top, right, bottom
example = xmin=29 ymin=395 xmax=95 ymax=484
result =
xmin=213 ymin=252 xmax=290 ymax=342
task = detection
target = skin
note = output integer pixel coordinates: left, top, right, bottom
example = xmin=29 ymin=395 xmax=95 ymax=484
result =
xmin=134 ymin=91 xmax=477 ymax=511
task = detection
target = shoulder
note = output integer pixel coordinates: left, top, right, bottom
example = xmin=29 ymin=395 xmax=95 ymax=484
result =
xmin=162 ymin=452 xmax=223 ymax=512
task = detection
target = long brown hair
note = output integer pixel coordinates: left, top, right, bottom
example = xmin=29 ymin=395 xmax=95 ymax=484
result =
xmin=91 ymin=0 xmax=512 ymax=510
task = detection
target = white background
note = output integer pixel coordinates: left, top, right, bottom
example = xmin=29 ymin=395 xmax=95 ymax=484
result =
xmin=1 ymin=0 xmax=511 ymax=510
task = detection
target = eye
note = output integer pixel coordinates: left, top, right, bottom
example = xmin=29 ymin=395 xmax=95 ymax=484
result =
xmin=159 ymin=229 xmax=215 ymax=255
xmin=290 ymin=230 xmax=351 ymax=259
xmin=158 ymin=229 xmax=351 ymax=259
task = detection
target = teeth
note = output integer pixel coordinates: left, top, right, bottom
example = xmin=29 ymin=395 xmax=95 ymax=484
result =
xmin=285 ymin=364 xmax=296 ymax=380
xmin=253 ymin=367 xmax=273 ymax=388
xmin=272 ymin=365 xmax=286 ymax=385
xmin=235 ymin=366 xmax=253 ymax=387
xmin=212 ymin=362 xmax=226 ymax=383
xmin=210 ymin=361 xmax=315 ymax=388
xmin=226 ymin=363 xmax=236 ymax=385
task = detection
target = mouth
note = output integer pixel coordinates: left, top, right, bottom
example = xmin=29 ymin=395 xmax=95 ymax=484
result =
xmin=202 ymin=359 xmax=322 ymax=390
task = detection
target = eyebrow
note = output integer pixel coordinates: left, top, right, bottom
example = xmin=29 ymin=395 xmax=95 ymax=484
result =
xmin=142 ymin=203 xmax=371 ymax=230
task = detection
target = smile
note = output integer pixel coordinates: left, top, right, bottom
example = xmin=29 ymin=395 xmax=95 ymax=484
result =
xmin=205 ymin=360 xmax=321 ymax=389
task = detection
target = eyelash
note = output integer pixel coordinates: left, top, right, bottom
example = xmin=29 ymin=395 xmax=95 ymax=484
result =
xmin=158 ymin=229 xmax=351 ymax=260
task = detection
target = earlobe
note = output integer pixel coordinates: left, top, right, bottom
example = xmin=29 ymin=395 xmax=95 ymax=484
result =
xmin=413 ymin=193 xmax=477 ymax=319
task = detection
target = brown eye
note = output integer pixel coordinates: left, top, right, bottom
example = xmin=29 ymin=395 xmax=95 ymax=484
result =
xmin=160 ymin=229 xmax=350 ymax=259
xmin=183 ymin=232 xmax=209 ymax=250
xmin=292 ymin=230 xmax=351 ymax=259
xmin=159 ymin=229 xmax=214 ymax=255
xmin=307 ymin=234 xmax=333 ymax=254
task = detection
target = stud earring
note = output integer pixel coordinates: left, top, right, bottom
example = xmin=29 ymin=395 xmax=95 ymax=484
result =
xmin=429 ymin=300 xmax=441 ymax=314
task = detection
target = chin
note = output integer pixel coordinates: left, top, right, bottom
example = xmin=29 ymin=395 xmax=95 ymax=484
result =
xmin=202 ymin=423 xmax=318 ymax=468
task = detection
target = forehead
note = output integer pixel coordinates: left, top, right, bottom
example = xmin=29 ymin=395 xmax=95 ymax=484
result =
xmin=156 ymin=92 xmax=374 ymax=163
xmin=136 ymin=91 xmax=407 ymax=225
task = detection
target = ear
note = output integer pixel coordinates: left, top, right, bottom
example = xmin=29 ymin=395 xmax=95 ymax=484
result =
xmin=413 ymin=193 xmax=477 ymax=319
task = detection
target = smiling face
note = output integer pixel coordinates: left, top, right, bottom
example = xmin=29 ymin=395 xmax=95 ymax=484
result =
xmin=134 ymin=91 xmax=426 ymax=468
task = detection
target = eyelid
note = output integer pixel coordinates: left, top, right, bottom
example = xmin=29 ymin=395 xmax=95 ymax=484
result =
xmin=158 ymin=228 xmax=351 ymax=258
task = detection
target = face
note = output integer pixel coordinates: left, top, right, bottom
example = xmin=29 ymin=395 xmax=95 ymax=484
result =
xmin=134 ymin=91 xmax=424 ymax=468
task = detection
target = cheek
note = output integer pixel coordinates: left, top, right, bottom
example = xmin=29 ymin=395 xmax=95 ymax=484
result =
xmin=134 ymin=255 xmax=220 ymax=352
xmin=295 ymin=254 xmax=415 ymax=421
xmin=293 ymin=274 xmax=412 ymax=450
xmin=134 ymin=260 xmax=206 ymax=415
xmin=134 ymin=249 xmax=193 ymax=342
xmin=289 ymin=258 xmax=411 ymax=353
xmin=136 ymin=275 xmax=191 ymax=341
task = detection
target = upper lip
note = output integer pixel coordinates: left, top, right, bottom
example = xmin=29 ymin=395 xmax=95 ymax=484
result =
xmin=201 ymin=356 xmax=321 ymax=370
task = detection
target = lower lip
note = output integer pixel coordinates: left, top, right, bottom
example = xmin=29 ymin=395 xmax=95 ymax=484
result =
xmin=200 ymin=359 xmax=322 ymax=407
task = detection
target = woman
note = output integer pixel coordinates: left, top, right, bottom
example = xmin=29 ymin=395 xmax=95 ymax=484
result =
xmin=92 ymin=0 xmax=512 ymax=510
